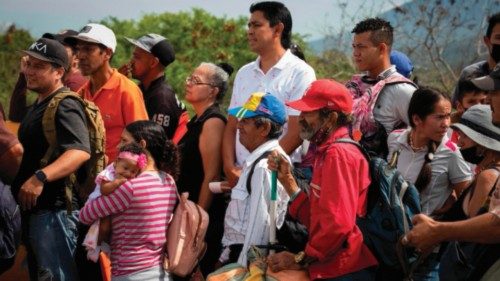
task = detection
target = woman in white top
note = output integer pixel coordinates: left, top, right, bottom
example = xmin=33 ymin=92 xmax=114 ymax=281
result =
xmin=387 ymin=87 xmax=472 ymax=281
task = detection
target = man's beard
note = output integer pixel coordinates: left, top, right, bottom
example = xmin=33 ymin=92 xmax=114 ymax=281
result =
xmin=299 ymin=119 xmax=317 ymax=140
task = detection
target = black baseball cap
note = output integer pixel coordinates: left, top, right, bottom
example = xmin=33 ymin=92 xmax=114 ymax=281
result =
xmin=21 ymin=38 xmax=69 ymax=70
xmin=125 ymin=34 xmax=175 ymax=67
xmin=42 ymin=29 xmax=78 ymax=45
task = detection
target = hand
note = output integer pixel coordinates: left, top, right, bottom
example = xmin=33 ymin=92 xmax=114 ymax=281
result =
xmin=113 ymin=177 xmax=127 ymax=186
xmin=266 ymin=150 xmax=297 ymax=194
xmin=432 ymin=192 xmax=457 ymax=216
xmin=20 ymin=55 xmax=28 ymax=74
xmin=118 ymin=62 xmax=132 ymax=77
xmin=267 ymin=251 xmax=302 ymax=272
xmin=18 ymin=175 xmax=44 ymax=211
xmin=224 ymin=166 xmax=241 ymax=188
xmin=403 ymin=214 xmax=442 ymax=252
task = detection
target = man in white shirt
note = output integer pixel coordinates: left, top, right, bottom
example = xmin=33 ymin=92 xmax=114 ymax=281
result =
xmin=220 ymin=92 xmax=290 ymax=266
xmin=222 ymin=1 xmax=316 ymax=186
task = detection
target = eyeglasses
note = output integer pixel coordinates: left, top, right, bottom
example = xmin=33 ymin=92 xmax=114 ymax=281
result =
xmin=185 ymin=76 xmax=215 ymax=87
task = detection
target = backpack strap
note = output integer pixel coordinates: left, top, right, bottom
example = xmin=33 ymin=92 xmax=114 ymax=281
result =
xmin=41 ymin=90 xmax=84 ymax=214
xmin=245 ymin=151 xmax=273 ymax=195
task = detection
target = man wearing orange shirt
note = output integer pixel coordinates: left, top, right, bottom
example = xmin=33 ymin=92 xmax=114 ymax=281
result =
xmin=66 ymin=23 xmax=148 ymax=161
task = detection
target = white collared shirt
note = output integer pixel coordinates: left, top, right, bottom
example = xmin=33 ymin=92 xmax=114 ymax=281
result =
xmin=229 ymin=49 xmax=316 ymax=165
xmin=221 ymin=139 xmax=290 ymax=265
xmin=388 ymin=128 xmax=472 ymax=215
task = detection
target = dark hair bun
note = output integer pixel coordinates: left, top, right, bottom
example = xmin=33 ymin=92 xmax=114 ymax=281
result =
xmin=217 ymin=62 xmax=234 ymax=76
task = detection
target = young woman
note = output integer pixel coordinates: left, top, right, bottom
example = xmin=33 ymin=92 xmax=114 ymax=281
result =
xmin=387 ymin=87 xmax=472 ymax=281
xmin=80 ymin=121 xmax=179 ymax=281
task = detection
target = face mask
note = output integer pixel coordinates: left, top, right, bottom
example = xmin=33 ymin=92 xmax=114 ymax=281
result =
xmin=491 ymin=44 xmax=500 ymax=63
xmin=460 ymin=146 xmax=485 ymax=164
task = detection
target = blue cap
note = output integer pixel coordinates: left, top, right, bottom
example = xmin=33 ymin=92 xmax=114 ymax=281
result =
xmin=228 ymin=92 xmax=287 ymax=125
xmin=390 ymin=50 xmax=414 ymax=78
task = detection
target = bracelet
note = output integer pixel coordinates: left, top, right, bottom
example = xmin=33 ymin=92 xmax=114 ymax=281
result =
xmin=289 ymin=189 xmax=302 ymax=202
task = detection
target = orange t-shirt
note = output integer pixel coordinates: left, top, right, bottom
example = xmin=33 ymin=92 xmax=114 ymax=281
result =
xmin=79 ymin=69 xmax=148 ymax=161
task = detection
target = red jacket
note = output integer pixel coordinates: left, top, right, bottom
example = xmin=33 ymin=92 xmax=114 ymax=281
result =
xmin=289 ymin=127 xmax=378 ymax=280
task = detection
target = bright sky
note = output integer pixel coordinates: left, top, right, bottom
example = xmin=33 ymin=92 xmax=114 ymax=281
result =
xmin=0 ymin=0 xmax=411 ymax=40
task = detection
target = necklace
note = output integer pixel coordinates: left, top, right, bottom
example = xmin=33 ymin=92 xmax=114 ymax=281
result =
xmin=408 ymin=131 xmax=426 ymax=151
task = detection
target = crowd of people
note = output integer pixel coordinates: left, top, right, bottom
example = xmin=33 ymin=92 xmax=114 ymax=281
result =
xmin=0 ymin=1 xmax=499 ymax=281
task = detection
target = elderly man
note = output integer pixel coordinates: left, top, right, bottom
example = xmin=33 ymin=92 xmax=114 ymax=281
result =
xmin=123 ymin=34 xmax=188 ymax=141
xmin=219 ymin=92 xmax=290 ymax=266
xmin=269 ymin=80 xmax=377 ymax=280
xmin=266 ymin=79 xmax=378 ymax=281
xmin=12 ymin=37 xmax=91 ymax=281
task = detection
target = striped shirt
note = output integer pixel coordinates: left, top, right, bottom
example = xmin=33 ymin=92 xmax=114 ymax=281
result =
xmin=79 ymin=171 xmax=177 ymax=277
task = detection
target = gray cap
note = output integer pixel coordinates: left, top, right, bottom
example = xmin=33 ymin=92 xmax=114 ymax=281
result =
xmin=472 ymin=64 xmax=500 ymax=91
xmin=125 ymin=33 xmax=175 ymax=67
xmin=451 ymin=104 xmax=500 ymax=152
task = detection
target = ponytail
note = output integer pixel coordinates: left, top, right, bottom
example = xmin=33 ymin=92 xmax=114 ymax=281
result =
xmin=414 ymin=140 xmax=438 ymax=192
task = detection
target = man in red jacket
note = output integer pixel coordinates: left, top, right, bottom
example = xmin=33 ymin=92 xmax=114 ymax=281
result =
xmin=267 ymin=79 xmax=378 ymax=280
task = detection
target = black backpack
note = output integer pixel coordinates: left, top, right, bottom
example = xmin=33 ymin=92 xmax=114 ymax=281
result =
xmin=0 ymin=180 xmax=21 ymax=260
xmin=246 ymin=151 xmax=309 ymax=253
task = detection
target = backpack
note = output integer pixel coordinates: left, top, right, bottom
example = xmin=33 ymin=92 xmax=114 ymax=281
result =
xmin=246 ymin=151 xmax=309 ymax=253
xmin=335 ymin=139 xmax=422 ymax=278
xmin=0 ymin=180 xmax=21 ymax=260
xmin=41 ymin=90 xmax=106 ymax=212
xmin=164 ymin=192 xmax=209 ymax=277
xmin=346 ymin=74 xmax=416 ymax=157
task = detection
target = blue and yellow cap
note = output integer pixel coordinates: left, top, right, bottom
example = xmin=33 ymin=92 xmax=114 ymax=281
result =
xmin=228 ymin=92 xmax=287 ymax=125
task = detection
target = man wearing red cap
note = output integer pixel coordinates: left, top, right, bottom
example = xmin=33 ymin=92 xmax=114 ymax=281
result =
xmin=267 ymin=79 xmax=378 ymax=280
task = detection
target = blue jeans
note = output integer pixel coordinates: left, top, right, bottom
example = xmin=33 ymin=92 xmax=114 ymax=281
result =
xmin=24 ymin=209 xmax=79 ymax=281
xmin=321 ymin=267 xmax=376 ymax=281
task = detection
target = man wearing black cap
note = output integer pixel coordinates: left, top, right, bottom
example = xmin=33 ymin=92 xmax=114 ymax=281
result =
xmin=122 ymin=33 xmax=188 ymax=140
xmin=8 ymin=29 xmax=87 ymax=123
xmin=472 ymin=65 xmax=500 ymax=126
xmin=11 ymin=38 xmax=91 ymax=281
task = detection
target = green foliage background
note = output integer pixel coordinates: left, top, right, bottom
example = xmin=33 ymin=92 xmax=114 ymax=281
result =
xmin=0 ymin=8 xmax=354 ymax=117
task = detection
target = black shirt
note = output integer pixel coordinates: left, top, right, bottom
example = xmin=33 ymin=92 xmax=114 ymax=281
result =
xmin=12 ymin=87 xmax=90 ymax=211
xmin=140 ymin=75 xmax=186 ymax=139
xmin=177 ymin=104 xmax=226 ymax=202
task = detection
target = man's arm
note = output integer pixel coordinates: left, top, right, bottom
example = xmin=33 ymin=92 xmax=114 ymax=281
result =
xmin=0 ymin=143 xmax=23 ymax=184
xmin=405 ymin=213 xmax=500 ymax=251
xmin=222 ymin=116 xmax=241 ymax=187
xmin=18 ymin=149 xmax=90 ymax=210
xmin=279 ymin=116 xmax=302 ymax=155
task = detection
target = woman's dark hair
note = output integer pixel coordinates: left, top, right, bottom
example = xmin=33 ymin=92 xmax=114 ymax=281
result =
xmin=290 ymin=43 xmax=306 ymax=61
xmin=118 ymin=142 xmax=146 ymax=155
xmin=408 ymin=87 xmax=450 ymax=128
xmin=407 ymin=87 xmax=449 ymax=192
xmin=125 ymin=120 xmax=179 ymax=179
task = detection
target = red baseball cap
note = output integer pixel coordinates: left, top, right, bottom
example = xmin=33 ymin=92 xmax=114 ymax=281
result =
xmin=286 ymin=79 xmax=353 ymax=113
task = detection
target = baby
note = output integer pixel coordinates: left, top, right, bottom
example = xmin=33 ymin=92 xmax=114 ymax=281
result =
xmin=83 ymin=143 xmax=147 ymax=261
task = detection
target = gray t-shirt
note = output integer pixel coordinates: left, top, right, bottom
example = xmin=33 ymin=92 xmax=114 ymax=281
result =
xmin=388 ymin=129 xmax=472 ymax=215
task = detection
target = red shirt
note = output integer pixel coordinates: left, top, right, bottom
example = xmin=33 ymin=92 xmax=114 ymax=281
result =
xmin=289 ymin=127 xmax=378 ymax=280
